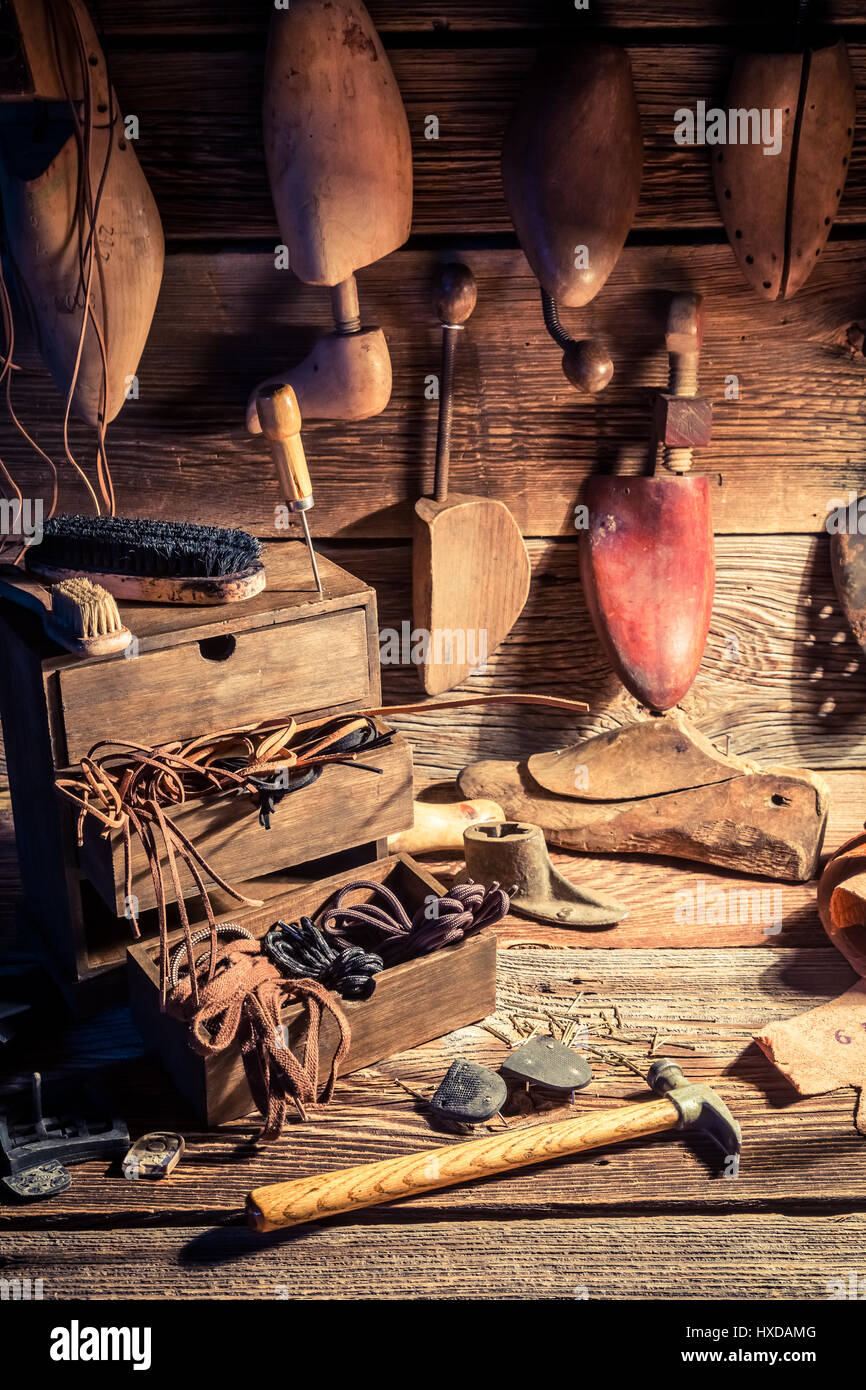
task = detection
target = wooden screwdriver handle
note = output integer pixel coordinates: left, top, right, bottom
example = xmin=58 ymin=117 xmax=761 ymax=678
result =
xmin=247 ymin=1095 xmax=680 ymax=1231
xmin=256 ymin=382 xmax=313 ymax=506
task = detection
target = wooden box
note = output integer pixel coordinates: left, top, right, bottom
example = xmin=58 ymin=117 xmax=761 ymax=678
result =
xmin=127 ymin=854 xmax=498 ymax=1126
xmin=0 ymin=542 xmax=400 ymax=1011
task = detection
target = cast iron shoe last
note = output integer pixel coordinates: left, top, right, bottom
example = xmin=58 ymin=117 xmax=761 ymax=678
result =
xmin=456 ymin=821 xmax=627 ymax=928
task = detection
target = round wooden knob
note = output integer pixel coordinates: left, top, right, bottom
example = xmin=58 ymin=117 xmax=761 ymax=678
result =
xmin=561 ymin=340 xmax=614 ymax=394
xmin=256 ymin=382 xmax=301 ymax=440
xmin=433 ymin=264 xmax=477 ymax=326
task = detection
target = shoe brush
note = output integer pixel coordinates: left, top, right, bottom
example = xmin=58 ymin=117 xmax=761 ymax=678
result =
xmin=0 ymin=566 xmax=132 ymax=657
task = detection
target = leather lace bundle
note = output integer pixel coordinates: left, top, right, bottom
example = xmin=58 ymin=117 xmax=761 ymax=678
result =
xmin=55 ymin=711 xmax=392 ymax=1002
xmin=265 ymin=918 xmax=384 ymax=1001
xmin=320 ymin=879 xmax=511 ymax=967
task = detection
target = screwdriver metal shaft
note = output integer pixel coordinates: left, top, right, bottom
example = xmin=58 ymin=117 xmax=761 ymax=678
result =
xmin=299 ymin=509 xmax=323 ymax=596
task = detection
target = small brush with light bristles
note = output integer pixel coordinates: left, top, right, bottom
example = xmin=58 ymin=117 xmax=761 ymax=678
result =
xmin=0 ymin=566 xmax=132 ymax=657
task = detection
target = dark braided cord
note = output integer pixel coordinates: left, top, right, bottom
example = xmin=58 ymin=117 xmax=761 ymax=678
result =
xmin=264 ymin=916 xmax=383 ymax=1001
xmin=318 ymin=879 xmax=511 ymax=966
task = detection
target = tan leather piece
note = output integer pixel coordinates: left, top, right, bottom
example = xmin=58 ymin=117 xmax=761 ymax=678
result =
xmin=755 ymin=982 xmax=866 ymax=1137
xmin=714 ymin=41 xmax=855 ymax=300
xmin=755 ymin=832 xmax=866 ymax=1137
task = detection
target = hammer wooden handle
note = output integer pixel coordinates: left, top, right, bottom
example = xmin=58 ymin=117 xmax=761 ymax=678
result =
xmin=256 ymin=383 xmax=313 ymax=506
xmin=247 ymin=1096 xmax=680 ymax=1231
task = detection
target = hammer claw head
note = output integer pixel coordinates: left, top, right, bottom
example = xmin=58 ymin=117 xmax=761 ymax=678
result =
xmin=648 ymin=1058 xmax=742 ymax=1163
xmin=699 ymin=1098 xmax=742 ymax=1159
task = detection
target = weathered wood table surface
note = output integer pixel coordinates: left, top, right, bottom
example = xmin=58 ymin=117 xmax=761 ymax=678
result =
xmin=1 ymin=765 xmax=864 ymax=1302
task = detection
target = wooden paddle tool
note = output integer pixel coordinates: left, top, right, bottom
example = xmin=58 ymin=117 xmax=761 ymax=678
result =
xmin=246 ymin=0 xmax=411 ymax=430
xmin=501 ymin=44 xmax=642 ymax=393
xmin=247 ymin=1058 xmax=741 ymax=1231
xmin=580 ymin=293 xmax=714 ymax=711
xmin=714 ymin=0 xmax=855 ymax=301
xmin=413 ymin=265 xmax=530 ymax=695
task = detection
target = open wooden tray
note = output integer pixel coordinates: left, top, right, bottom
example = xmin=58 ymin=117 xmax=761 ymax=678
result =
xmin=127 ymin=853 xmax=498 ymax=1126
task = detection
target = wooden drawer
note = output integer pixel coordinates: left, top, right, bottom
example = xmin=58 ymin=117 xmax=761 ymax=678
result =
xmin=55 ymin=606 xmax=371 ymax=764
xmin=79 ymin=725 xmax=414 ymax=917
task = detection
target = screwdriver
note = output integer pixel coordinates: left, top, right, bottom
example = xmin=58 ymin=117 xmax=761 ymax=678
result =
xmin=256 ymin=382 xmax=324 ymax=595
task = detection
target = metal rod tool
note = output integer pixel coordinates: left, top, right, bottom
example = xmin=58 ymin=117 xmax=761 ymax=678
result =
xmin=256 ymin=382 xmax=324 ymax=595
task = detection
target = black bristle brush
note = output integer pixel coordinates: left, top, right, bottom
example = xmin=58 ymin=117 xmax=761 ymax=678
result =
xmin=25 ymin=515 xmax=266 ymax=605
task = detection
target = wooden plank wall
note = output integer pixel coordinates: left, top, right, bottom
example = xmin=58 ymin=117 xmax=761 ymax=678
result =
xmin=4 ymin=0 xmax=866 ymax=782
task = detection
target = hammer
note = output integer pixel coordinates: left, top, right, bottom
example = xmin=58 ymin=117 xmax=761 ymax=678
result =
xmin=246 ymin=1059 xmax=741 ymax=1232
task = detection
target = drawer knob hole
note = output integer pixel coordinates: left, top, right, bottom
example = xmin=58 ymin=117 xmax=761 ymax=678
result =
xmin=198 ymin=634 xmax=236 ymax=662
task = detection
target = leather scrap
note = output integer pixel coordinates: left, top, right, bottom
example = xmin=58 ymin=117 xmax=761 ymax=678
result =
xmin=755 ymin=831 xmax=866 ymax=1136
xmin=755 ymin=981 xmax=866 ymax=1136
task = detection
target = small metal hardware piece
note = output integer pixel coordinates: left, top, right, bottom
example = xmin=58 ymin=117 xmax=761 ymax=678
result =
xmin=2 ymin=1160 xmax=72 ymax=1202
xmin=122 ymin=1132 xmax=185 ymax=1180
xmin=0 ymin=1072 xmax=129 ymax=1176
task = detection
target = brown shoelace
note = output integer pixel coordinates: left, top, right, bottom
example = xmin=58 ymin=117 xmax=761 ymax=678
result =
xmin=55 ymin=712 xmax=391 ymax=1006
xmin=168 ymin=934 xmax=350 ymax=1140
